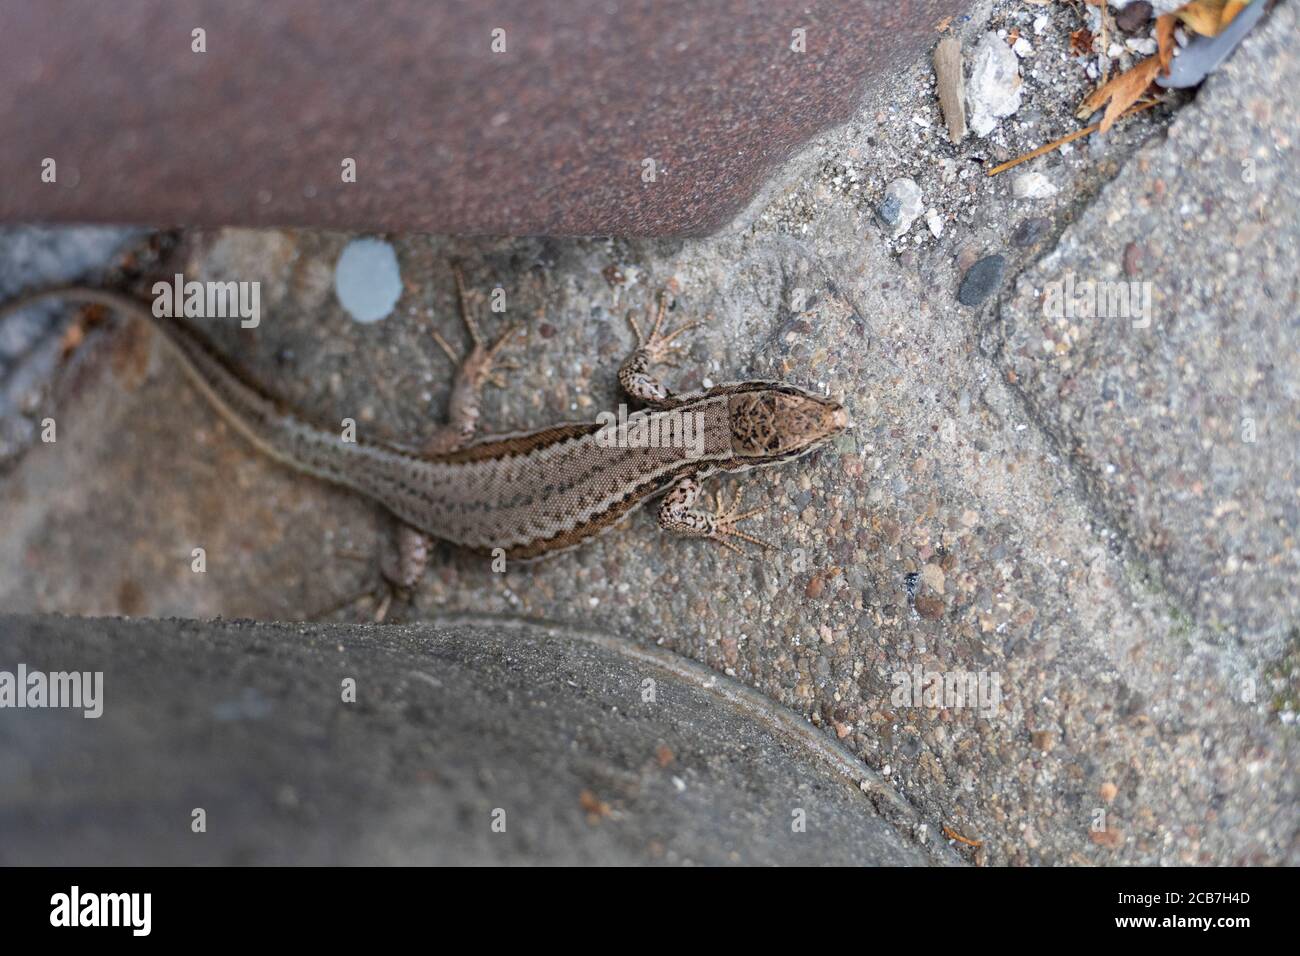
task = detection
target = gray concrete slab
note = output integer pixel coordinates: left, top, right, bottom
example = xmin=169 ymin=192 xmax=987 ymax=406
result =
xmin=999 ymin=3 xmax=1299 ymax=652
xmin=0 ymin=615 xmax=955 ymax=865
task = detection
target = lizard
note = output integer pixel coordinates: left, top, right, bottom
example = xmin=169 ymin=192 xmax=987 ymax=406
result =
xmin=0 ymin=268 xmax=849 ymax=617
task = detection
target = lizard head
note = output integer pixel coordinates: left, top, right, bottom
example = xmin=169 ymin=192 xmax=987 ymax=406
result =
xmin=723 ymin=384 xmax=849 ymax=467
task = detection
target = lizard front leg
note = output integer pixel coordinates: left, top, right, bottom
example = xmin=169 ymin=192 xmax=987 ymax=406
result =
xmin=658 ymin=475 xmax=775 ymax=558
xmin=618 ymin=290 xmax=700 ymax=407
xmin=373 ymin=263 xmax=521 ymax=621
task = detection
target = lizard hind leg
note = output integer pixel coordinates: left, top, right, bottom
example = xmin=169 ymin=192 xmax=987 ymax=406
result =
xmin=311 ymin=521 xmax=430 ymax=624
xmin=427 ymin=262 xmax=524 ymax=451
xmin=333 ymin=262 xmax=524 ymax=623
xmin=373 ymin=521 xmax=431 ymax=623
xmin=657 ymin=476 xmax=777 ymax=558
xmin=364 ymin=262 xmax=521 ymax=619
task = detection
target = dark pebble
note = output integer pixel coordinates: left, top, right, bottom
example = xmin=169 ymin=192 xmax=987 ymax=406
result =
xmin=903 ymin=571 xmax=919 ymax=598
xmin=877 ymin=194 xmax=902 ymax=227
xmin=1011 ymin=217 xmax=1051 ymax=248
xmin=914 ymin=595 xmax=946 ymax=620
xmin=957 ymin=254 xmax=1006 ymax=307
xmin=1122 ymin=241 xmax=1144 ymax=277
xmin=1115 ymin=1 xmax=1153 ymax=33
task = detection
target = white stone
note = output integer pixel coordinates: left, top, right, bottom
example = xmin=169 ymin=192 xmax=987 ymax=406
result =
xmin=1012 ymin=171 xmax=1058 ymax=200
xmin=966 ymin=33 xmax=1023 ymax=137
xmin=1033 ymin=15 xmax=1049 ymax=35
xmin=925 ymin=208 xmax=944 ymax=238
xmin=1012 ymin=38 xmax=1035 ymax=59
xmin=877 ymin=178 xmax=924 ymax=237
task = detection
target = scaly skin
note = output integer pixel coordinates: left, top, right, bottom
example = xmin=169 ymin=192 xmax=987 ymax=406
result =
xmin=0 ymin=278 xmax=849 ymax=571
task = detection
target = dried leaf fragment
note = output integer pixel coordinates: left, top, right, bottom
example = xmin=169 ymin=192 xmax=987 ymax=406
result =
xmin=1177 ymin=0 xmax=1248 ymax=36
xmin=578 ymin=789 xmax=611 ymax=822
xmin=943 ymin=825 xmax=984 ymax=848
xmin=1156 ymin=14 xmax=1177 ymax=73
xmin=1221 ymin=0 xmax=1249 ymax=24
xmin=1077 ymin=56 xmax=1162 ymax=133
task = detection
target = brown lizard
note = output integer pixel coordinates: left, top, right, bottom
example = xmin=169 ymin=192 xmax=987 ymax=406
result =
xmin=1 ymin=269 xmax=849 ymax=617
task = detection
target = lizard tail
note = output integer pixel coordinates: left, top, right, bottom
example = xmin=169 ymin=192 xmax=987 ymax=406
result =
xmin=0 ymin=285 xmax=397 ymax=496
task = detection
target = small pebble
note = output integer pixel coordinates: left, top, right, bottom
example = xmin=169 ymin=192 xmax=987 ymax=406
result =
xmin=1115 ymin=0 xmax=1153 ymax=32
xmin=925 ymin=208 xmax=944 ymax=238
xmin=1012 ymin=171 xmax=1058 ymax=200
xmin=956 ymin=244 xmax=980 ymax=273
xmin=1123 ymin=241 xmax=1145 ymax=277
xmin=957 ymin=254 xmax=1006 ymax=307
xmin=877 ymin=177 xmax=924 ymax=237
xmin=914 ymin=595 xmax=946 ymax=620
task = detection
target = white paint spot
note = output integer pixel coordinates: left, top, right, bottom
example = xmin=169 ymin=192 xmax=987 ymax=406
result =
xmin=334 ymin=238 xmax=402 ymax=323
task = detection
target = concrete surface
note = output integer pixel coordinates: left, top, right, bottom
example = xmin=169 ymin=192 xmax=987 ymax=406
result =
xmin=0 ymin=614 xmax=955 ymax=865
xmin=0 ymin=2 xmax=1294 ymax=865
xmin=999 ymin=3 xmax=1298 ymax=651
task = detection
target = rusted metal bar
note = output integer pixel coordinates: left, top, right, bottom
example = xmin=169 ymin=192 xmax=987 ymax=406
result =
xmin=0 ymin=0 xmax=966 ymax=236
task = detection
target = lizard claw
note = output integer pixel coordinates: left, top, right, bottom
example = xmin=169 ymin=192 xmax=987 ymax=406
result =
xmin=628 ymin=291 xmax=700 ymax=364
xmin=709 ymin=488 xmax=777 ymax=556
xmin=437 ymin=268 xmax=524 ymax=388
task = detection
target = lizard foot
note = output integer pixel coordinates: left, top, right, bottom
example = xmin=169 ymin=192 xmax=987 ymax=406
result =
xmin=707 ymin=487 xmax=777 ymax=558
xmin=619 ymin=290 xmax=703 ymax=406
xmin=429 ymin=262 xmax=523 ymax=391
xmin=627 ymin=290 xmax=700 ymax=366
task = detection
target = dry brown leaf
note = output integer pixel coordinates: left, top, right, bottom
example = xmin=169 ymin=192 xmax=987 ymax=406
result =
xmin=1156 ymin=14 xmax=1177 ymax=74
xmin=1070 ymin=27 xmax=1096 ymax=56
xmin=1221 ymin=0 xmax=1249 ymax=25
xmin=1077 ymin=56 xmax=1162 ymax=133
xmin=1177 ymin=0 xmax=1235 ymax=36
